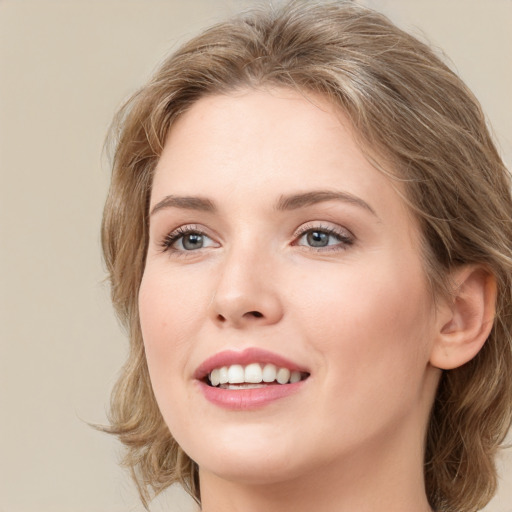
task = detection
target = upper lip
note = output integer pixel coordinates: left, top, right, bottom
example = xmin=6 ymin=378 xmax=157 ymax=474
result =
xmin=194 ymin=347 xmax=309 ymax=380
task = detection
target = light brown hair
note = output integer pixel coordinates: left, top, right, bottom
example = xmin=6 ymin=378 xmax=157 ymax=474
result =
xmin=101 ymin=2 xmax=512 ymax=510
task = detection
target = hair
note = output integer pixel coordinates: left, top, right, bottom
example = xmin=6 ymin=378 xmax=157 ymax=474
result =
xmin=101 ymin=1 xmax=512 ymax=511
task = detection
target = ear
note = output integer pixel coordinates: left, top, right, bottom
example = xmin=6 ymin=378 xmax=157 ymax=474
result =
xmin=430 ymin=265 xmax=497 ymax=370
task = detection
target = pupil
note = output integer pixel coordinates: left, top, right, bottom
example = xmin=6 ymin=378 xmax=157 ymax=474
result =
xmin=183 ymin=233 xmax=203 ymax=250
xmin=307 ymin=231 xmax=328 ymax=247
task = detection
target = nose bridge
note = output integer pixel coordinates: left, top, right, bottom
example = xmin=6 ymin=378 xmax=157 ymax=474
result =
xmin=210 ymin=235 xmax=283 ymax=327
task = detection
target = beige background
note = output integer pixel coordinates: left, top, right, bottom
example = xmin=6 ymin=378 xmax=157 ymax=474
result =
xmin=0 ymin=1 xmax=510 ymax=511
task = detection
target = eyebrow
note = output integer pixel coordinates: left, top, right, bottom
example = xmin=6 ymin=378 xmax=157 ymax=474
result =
xmin=275 ymin=190 xmax=377 ymax=216
xmin=150 ymin=190 xmax=377 ymax=217
xmin=150 ymin=195 xmax=216 ymax=216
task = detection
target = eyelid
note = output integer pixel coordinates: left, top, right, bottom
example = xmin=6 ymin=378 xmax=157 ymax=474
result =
xmin=294 ymin=221 xmax=353 ymax=237
xmin=159 ymin=224 xmax=220 ymax=253
xmin=157 ymin=221 xmax=354 ymax=255
xmin=292 ymin=222 xmax=355 ymax=249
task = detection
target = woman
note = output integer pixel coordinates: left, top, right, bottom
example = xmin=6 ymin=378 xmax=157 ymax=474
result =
xmin=101 ymin=1 xmax=512 ymax=511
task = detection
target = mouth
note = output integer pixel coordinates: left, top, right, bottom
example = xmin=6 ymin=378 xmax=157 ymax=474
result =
xmin=206 ymin=363 xmax=310 ymax=389
xmin=195 ymin=348 xmax=311 ymax=405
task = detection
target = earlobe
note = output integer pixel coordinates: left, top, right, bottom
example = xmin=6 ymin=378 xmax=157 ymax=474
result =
xmin=430 ymin=266 xmax=497 ymax=370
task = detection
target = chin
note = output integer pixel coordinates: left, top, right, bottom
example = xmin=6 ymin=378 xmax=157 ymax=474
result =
xmin=198 ymin=455 xmax=309 ymax=487
xmin=180 ymin=425 xmax=312 ymax=485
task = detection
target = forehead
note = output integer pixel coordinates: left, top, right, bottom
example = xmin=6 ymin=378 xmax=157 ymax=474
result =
xmin=151 ymin=88 xmax=414 ymax=233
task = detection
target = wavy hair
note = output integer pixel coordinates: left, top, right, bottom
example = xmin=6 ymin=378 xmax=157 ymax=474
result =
xmin=101 ymin=2 xmax=512 ymax=510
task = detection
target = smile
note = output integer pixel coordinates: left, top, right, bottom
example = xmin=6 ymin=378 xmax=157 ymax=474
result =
xmin=195 ymin=348 xmax=310 ymax=409
xmin=208 ymin=363 xmax=306 ymax=387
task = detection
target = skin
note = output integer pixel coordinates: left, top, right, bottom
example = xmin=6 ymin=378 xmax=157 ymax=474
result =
xmin=139 ymin=88 xmax=444 ymax=512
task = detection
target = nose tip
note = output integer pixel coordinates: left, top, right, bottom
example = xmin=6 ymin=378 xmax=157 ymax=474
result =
xmin=216 ymin=310 xmax=264 ymax=324
xmin=209 ymin=274 xmax=284 ymax=328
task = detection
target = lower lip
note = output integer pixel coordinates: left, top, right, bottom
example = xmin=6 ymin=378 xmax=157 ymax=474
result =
xmin=197 ymin=380 xmax=306 ymax=410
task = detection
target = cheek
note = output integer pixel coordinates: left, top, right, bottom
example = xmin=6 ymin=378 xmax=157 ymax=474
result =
xmin=294 ymin=254 xmax=434 ymax=377
xmin=302 ymin=267 xmax=435 ymax=434
xmin=138 ymin=269 xmax=203 ymax=435
xmin=140 ymin=262 xmax=206 ymax=334
xmin=138 ymin=267 xmax=204 ymax=384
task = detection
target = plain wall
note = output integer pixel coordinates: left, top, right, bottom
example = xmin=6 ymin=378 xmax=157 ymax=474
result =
xmin=0 ymin=1 xmax=510 ymax=511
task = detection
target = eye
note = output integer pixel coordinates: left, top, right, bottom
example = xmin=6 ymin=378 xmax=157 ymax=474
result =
xmin=176 ymin=232 xmax=207 ymax=250
xmin=161 ymin=226 xmax=219 ymax=253
xmin=294 ymin=225 xmax=354 ymax=250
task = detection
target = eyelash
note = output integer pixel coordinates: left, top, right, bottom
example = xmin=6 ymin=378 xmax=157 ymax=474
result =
xmin=160 ymin=225 xmax=213 ymax=254
xmin=159 ymin=223 xmax=354 ymax=255
xmin=293 ymin=223 xmax=354 ymax=251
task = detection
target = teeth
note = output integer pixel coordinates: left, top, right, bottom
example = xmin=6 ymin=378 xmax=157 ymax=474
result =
xmin=220 ymin=383 xmax=267 ymax=390
xmin=208 ymin=363 xmax=306 ymax=387
xmin=245 ymin=363 xmax=263 ymax=383
xmin=262 ymin=363 xmax=277 ymax=382
xmin=276 ymin=367 xmax=291 ymax=384
xmin=290 ymin=370 xmax=301 ymax=383
xmin=210 ymin=368 xmax=220 ymax=387
xmin=227 ymin=364 xmax=244 ymax=384
xmin=219 ymin=366 xmax=229 ymax=384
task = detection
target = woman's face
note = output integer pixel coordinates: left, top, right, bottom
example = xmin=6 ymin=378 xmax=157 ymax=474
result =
xmin=139 ymin=89 xmax=442 ymax=485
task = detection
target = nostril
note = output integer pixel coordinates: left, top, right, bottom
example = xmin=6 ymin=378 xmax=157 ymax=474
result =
xmin=217 ymin=314 xmax=227 ymax=322
xmin=248 ymin=311 xmax=263 ymax=318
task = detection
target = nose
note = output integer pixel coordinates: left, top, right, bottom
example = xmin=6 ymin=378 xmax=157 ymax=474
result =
xmin=209 ymin=247 xmax=284 ymax=329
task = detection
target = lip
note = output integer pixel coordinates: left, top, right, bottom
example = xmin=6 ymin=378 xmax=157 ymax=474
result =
xmin=196 ymin=379 xmax=306 ymax=410
xmin=194 ymin=347 xmax=310 ymax=411
xmin=193 ymin=347 xmax=308 ymax=380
